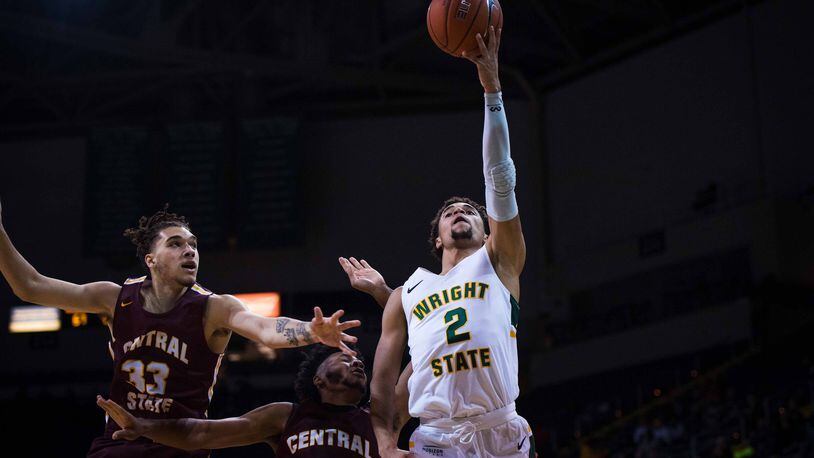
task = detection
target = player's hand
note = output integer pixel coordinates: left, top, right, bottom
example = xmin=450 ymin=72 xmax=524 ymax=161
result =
xmin=309 ymin=306 xmax=360 ymax=356
xmin=339 ymin=257 xmax=388 ymax=295
xmin=96 ymin=396 xmax=145 ymax=441
xmin=462 ymin=26 xmax=502 ymax=93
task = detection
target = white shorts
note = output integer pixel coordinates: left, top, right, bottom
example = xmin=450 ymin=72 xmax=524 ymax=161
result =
xmin=409 ymin=404 xmax=535 ymax=458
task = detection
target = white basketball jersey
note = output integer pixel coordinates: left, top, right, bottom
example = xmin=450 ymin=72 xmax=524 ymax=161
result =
xmin=402 ymin=245 xmax=520 ymax=419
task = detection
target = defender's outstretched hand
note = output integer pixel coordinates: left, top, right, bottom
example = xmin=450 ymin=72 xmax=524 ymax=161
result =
xmin=340 ymin=257 xmax=386 ymax=293
xmin=339 ymin=257 xmax=392 ymax=309
xmin=96 ymin=396 xmax=144 ymax=441
xmin=462 ymin=26 xmax=502 ymax=93
xmin=310 ymin=306 xmax=360 ymax=356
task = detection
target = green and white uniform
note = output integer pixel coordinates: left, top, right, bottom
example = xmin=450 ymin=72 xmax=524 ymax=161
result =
xmin=402 ymin=245 xmax=532 ymax=457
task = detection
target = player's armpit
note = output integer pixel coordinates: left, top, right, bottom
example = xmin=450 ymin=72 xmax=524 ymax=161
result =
xmin=394 ymin=362 xmax=414 ymax=430
xmin=486 ymin=215 xmax=526 ymax=282
xmin=371 ymin=288 xmax=409 ymax=451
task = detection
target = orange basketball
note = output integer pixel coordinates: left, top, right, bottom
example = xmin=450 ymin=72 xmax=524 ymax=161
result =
xmin=427 ymin=0 xmax=503 ymax=58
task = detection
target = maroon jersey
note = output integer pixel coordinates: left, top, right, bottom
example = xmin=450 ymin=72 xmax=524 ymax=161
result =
xmin=88 ymin=276 xmax=223 ymax=458
xmin=276 ymin=402 xmax=379 ymax=458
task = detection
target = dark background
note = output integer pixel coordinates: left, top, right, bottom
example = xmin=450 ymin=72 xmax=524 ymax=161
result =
xmin=0 ymin=0 xmax=813 ymax=456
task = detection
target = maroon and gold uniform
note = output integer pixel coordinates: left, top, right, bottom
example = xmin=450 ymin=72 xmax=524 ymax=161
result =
xmin=276 ymin=402 xmax=379 ymax=458
xmin=88 ymin=276 xmax=223 ymax=457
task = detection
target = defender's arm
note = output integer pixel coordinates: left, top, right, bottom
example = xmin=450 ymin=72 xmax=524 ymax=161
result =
xmin=208 ymin=294 xmax=360 ymax=354
xmin=97 ymin=396 xmax=291 ymax=450
xmin=0 ymin=202 xmax=119 ymax=317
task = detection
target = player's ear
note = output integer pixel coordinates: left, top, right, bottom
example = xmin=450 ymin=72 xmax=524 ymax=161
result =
xmin=313 ymin=375 xmax=324 ymax=390
xmin=144 ymin=253 xmax=155 ymax=268
xmin=435 ymin=237 xmax=442 ymax=250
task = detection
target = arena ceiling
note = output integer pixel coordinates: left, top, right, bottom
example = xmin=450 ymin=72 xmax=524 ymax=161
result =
xmin=0 ymin=0 xmax=759 ymax=135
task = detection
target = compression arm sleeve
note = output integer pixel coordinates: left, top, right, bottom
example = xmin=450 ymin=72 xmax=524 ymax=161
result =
xmin=483 ymin=92 xmax=518 ymax=222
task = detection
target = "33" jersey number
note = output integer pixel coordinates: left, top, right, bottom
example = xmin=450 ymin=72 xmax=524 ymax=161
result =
xmin=121 ymin=359 xmax=170 ymax=395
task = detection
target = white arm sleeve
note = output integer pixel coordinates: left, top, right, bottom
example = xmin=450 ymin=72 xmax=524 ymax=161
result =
xmin=483 ymin=92 xmax=518 ymax=222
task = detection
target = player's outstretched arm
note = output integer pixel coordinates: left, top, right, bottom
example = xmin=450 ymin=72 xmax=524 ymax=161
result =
xmin=96 ymin=396 xmax=290 ymax=450
xmin=463 ymin=27 xmax=526 ymax=295
xmin=339 ymin=256 xmax=393 ymax=309
xmin=209 ymin=295 xmax=361 ymax=355
xmin=371 ymin=288 xmax=412 ymax=457
xmin=0 ymin=199 xmax=119 ymax=317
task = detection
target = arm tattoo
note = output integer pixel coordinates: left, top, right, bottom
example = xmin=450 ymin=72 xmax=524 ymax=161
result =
xmin=275 ymin=318 xmax=290 ymax=333
xmin=283 ymin=328 xmax=298 ymax=346
xmin=296 ymin=322 xmax=314 ymax=345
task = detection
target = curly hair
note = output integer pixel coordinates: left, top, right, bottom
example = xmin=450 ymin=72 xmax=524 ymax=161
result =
xmin=294 ymin=344 xmax=362 ymax=404
xmin=428 ymin=196 xmax=489 ymax=259
xmin=123 ymin=204 xmax=190 ymax=271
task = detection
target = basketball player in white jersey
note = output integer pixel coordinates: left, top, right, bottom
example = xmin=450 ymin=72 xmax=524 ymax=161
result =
xmin=370 ymin=26 xmax=534 ymax=458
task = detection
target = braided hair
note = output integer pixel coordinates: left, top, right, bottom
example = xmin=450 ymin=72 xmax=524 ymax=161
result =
xmin=123 ymin=204 xmax=190 ymax=271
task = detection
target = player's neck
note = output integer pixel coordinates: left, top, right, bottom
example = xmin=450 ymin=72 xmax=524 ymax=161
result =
xmin=144 ymin=277 xmax=188 ymax=313
xmin=319 ymin=391 xmax=359 ymax=407
xmin=440 ymin=247 xmax=479 ymax=274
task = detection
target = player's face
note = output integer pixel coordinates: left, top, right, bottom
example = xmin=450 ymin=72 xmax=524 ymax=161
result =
xmin=318 ymin=352 xmax=367 ymax=398
xmin=437 ymin=203 xmax=486 ymax=251
xmin=147 ymin=226 xmax=199 ymax=287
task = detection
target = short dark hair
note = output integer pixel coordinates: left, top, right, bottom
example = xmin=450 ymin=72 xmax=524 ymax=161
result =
xmin=428 ymin=196 xmax=489 ymax=259
xmin=123 ymin=204 xmax=190 ymax=271
xmin=294 ymin=344 xmax=361 ymax=404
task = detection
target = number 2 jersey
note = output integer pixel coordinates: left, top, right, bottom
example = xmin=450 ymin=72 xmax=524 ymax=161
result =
xmin=402 ymin=245 xmax=520 ymax=419
xmin=88 ymin=276 xmax=223 ymax=457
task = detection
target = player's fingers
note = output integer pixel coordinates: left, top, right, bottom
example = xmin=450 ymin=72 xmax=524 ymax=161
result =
xmin=100 ymin=400 xmax=128 ymax=423
xmin=488 ymin=26 xmax=497 ymax=51
xmin=112 ymin=430 xmax=137 ymax=441
xmin=339 ymin=320 xmax=361 ymax=331
xmin=475 ymin=32 xmax=488 ymax=56
xmin=340 ymin=332 xmax=359 ymax=343
xmin=97 ymin=397 xmax=117 ymax=414
xmin=339 ymin=341 xmax=357 ymax=356
xmin=360 ymin=259 xmax=372 ymax=269
xmin=349 ymin=257 xmax=363 ymax=270
xmin=313 ymin=306 xmax=324 ymax=322
xmin=461 ymin=50 xmax=479 ymax=63
xmin=338 ymin=257 xmax=354 ymax=274
xmin=329 ymin=309 xmax=345 ymax=324
xmin=97 ymin=398 xmax=113 ymax=416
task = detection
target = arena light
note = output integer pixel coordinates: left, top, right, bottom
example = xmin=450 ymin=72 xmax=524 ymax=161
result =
xmin=233 ymin=292 xmax=281 ymax=317
xmin=9 ymin=306 xmax=61 ymax=333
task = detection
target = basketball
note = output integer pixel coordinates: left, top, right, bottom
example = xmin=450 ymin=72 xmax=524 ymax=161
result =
xmin=427 ymin=0 xmax=503 ymax=58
